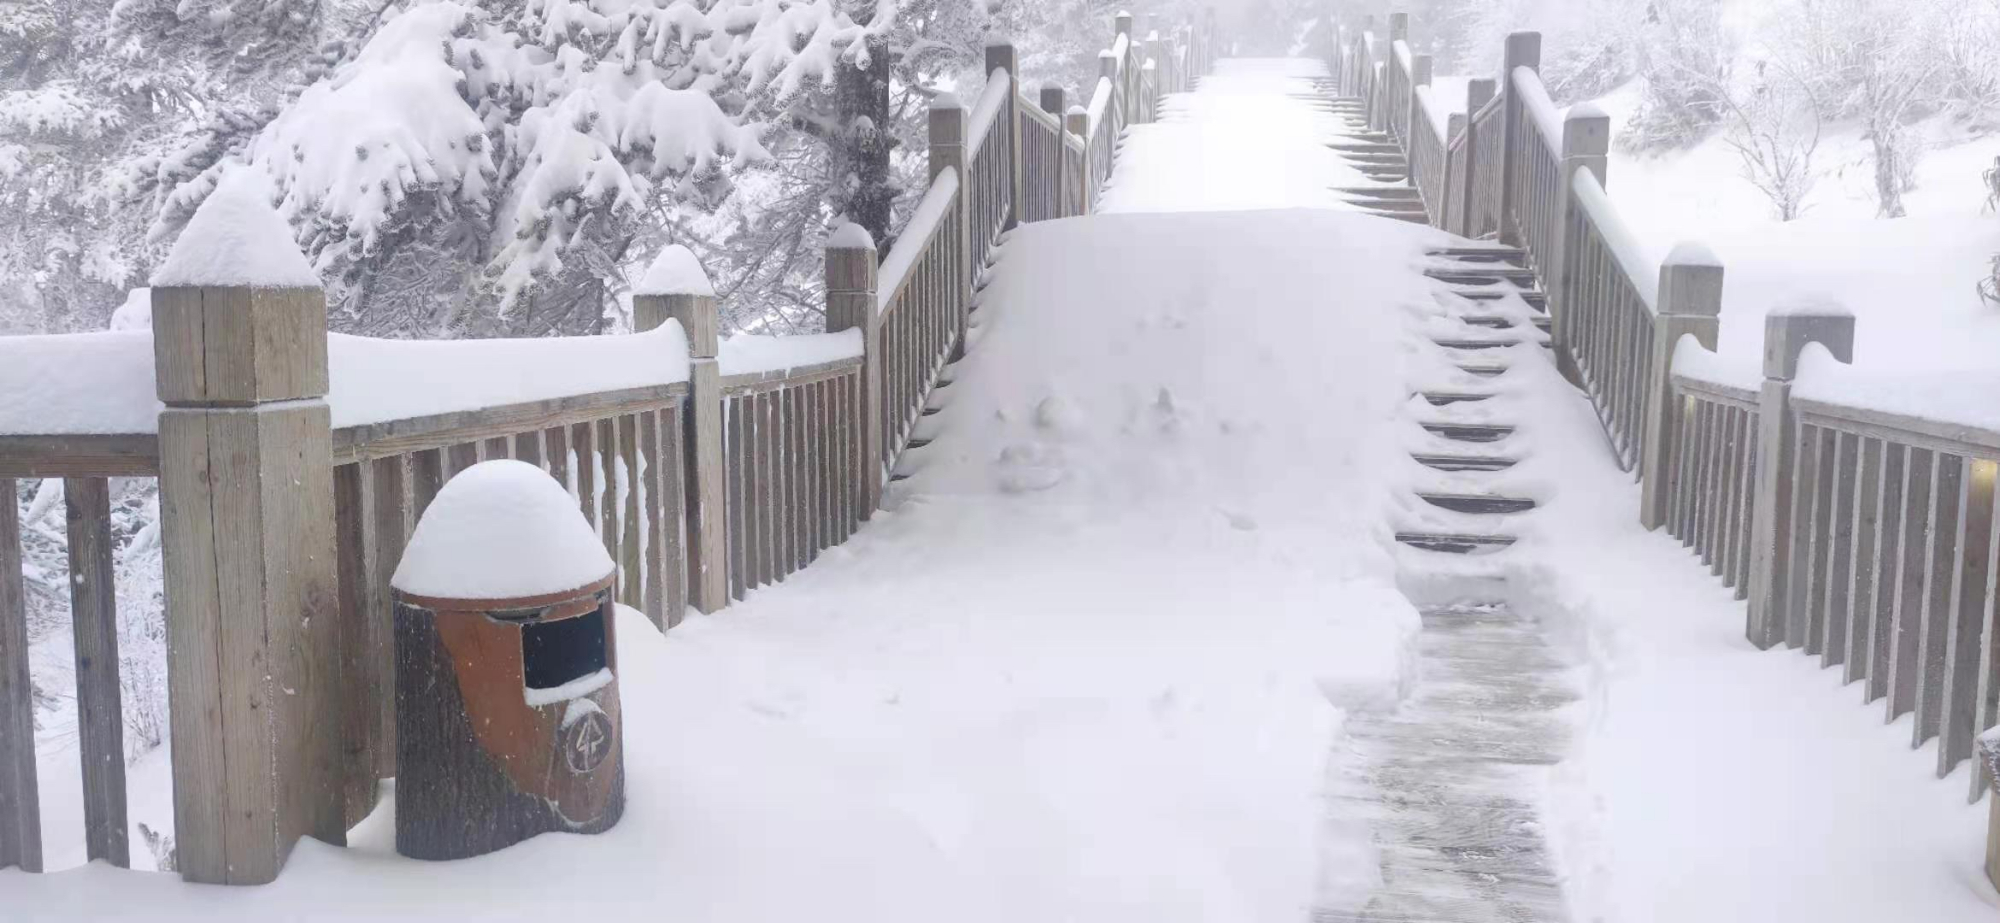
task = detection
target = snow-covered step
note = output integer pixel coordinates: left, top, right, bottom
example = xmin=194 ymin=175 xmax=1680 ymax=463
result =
xmin=1390 ymin=532 xmax=1516 ymax=554
xmin=1335 ymin=186 xmax=1421 ymax=200
xmin=1425 ymin=246 xmax=1526 ymax=265
xmin=1432 ymin=338 xmax=1518 ymax=351
xmin=1456 ymin=363 xmax=1509 ymax=377
xmin=1411 ymin=454 xmax=1517 ymax=472
xmin=1421 ymin=392 xmax=1494 ymax=406
xmin=1422 ymin=422 xmax=1513 ymax=443
xmin=1425 ymin=267 xmax=1538 ymax=287
xmin=1417 ymin=492 xmax=1536 ymax=515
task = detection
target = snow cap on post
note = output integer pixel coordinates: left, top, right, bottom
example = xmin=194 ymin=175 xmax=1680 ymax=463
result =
xmin=1115 ymin=11 xmax=1132 ymax=36
xmin=1658 ymin=241 xmax=1724 ymax=319
xmin=1763 ymin=294 xmax=1855 ymax=380
xmin=827 ymin=220 xmax=876 ymax=252
xmin=149 ymin=165 xmax=327 ymax=405
xmin=1099 ymin=49 xmax=1119 ymax=79
xmin=636 ymin=244 xmax=714 ymax=297
xmin=632 ymin=244 xmax=717 ymax=356
xmin=152 ymin=168 xmax=318 ymax=289
xmin=392 ymin=460 xmax=614 ymax=601
xmin=930 ymin=91 xmax=963 ymax=111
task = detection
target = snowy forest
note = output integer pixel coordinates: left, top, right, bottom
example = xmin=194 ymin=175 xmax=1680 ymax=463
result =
xmin=11 ymin=0 xmax=2000 ymax=872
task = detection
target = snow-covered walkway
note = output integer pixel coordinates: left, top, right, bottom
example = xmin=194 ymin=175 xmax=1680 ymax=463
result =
xmin=11 ymin=56 xmax=1996 ymax=923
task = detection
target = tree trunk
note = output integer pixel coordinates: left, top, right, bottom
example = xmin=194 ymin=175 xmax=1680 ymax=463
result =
xmin=833 ymin=34 xmax=895 ymax=253
xmin=1872 ymin=126 xmax=1906 ymax=219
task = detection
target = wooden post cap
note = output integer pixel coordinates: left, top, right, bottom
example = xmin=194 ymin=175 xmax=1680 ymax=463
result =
xmin=633 ymin=244 xmax=719 ymax=357
xmin=1762 ymin=298 xmax=1855 ymax=381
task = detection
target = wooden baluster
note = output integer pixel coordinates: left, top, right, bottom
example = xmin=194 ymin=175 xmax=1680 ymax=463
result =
xmin=367 ymin=455 xmax=406 ymax=778
xmin=0 ymin=478 xmax=37 ymax=872
xmin=332 ymin=462 xmax=382 ymax=826
xmin=1942 ymin=458 xmax=1997 ymax=779
xmin=63 ymin=477 xmax=128 ymax=867
xmin=619 ymin=413 xmax=643 ymax=606
xmin=1866 ymin=443 xmax=1907 ymax=703
xmin=1915 ymin=453 xmax=1966 ymax=746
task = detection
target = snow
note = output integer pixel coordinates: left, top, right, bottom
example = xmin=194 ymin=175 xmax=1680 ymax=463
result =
xmin=0 ymin=322 xmax=691 ymax=436
xmin=1514 ymin=65 xmax=1566 ymax=157
xmin=1591 ymin=82 xmax=2000 ymax=375
xmin=3 ymin=69 xmax=1444 ymax=915
xmin=1793 ymin=346 xmax=2000 ymax=435
xmin=826 ymin=220 xmax=876 ymax=250
xmin=877 ymin=168 xmax=960 ymax=310
xmin=717 ymin=329 xmax=861 ymax=376
xmin=635 ymin=244 xmax=715 ymax=297
xmin=523 ymin=667 xmax=615 ymax=708
xmin=391 ymin=459 xmax=613 ymax=600
xmin=1670 ymin=336 xmax=1761 ymax=393
xmin=150 ymin=168 xmax=319 ymax=289
xmin=0 ymin=331 xmax=161 ymax=435
xmin=1570 ymin=170 xmax=1660 ymax=309
xmin=1473 ymin=343 xmax=1999 ymax=923
xmin=965 ymin=70 xmax=1011 ymax=159
xmin=1095 ymin=59 xmax=1368 ymax=213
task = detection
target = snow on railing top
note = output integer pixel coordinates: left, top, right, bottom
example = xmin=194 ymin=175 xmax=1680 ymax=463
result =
xmin=718 ymin=329 xmax=863 ymax=378
xmin=1671 ymin=337 xmax=1761 ymax=398
xmin=1512 ymin=66 xmax=1565 ymax=160
xmin=1414 ymin=84 xmax=1449 ymax=140
xmin=0 ymin=323 xmax=693 ymax=437
xmin=1791 ymin=345 xmax=2000 ymax=445
xmin=877 ymin=166 xmax=961 ymax=312
xmin=1570 ymin=169 xmax=1660 ymax=311
xmin=966 ymin=68 xmax=1013 ymax=161
xmin=1085 ymin=76 xmax=1114 ymax=131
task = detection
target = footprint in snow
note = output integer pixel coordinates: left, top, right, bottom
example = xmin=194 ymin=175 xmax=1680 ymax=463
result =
xmin=996 ymin=442 xmax=1066 ymax=493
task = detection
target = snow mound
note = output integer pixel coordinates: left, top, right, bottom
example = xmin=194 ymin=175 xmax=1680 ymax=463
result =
xmin=717 ymin=329 xmax=861 ymax=376
xmin=827 ymin=220 xmax=876 ymax=250
xmin=392 ymin=460 xmax=613 ymax=600
xmin=1664 ymin=240 xmax=1721 ymax=268
xmin=636 ymin=244 xmax=715 ymax=297
xmin=152 ymin=168 xmax=318 ymax=289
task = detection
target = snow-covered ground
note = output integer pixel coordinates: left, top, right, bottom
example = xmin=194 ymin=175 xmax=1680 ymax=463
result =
xmin=5 ymin=58 xmax=1452 ymax=916
xmin=1591 ymin=83 xmax=2000 ymax=372
xmin=12 ymin=54 xmax=1999 ymax=923
xmin=1489 ymin=343 xmax=2000 ymax=921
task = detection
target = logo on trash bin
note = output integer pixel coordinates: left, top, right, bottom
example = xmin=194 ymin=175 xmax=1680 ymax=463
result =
xmin=562 ymin=709 xmax=614 ymax=774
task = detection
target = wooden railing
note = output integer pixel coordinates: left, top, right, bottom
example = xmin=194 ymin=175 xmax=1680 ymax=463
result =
xmin=1338 ymin=7 xmax=2000 ymax=869
xmin=0 ymin=14 xmax=1213 ymax=886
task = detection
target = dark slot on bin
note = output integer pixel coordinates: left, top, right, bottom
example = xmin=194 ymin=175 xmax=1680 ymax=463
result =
xmin=521 ymin=604 xmax=608 ymax=691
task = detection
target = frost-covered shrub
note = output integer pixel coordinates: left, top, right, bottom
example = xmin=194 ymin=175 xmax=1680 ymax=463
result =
xmin=1447 ymin=0 xmax=1637 ymax=104
xmin=1620 ymin=0 xmax=1730 ymax=151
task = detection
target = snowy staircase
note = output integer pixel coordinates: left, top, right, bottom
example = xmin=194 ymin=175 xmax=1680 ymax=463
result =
xmin=1394 ymin=243 xmax=1547 ymax=557
xmin=1317 ymin=94 xmax=1426 ymax=220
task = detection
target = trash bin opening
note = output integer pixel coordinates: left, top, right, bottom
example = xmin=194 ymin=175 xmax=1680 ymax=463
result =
xmin=522 ymin=604 xmax=609 ymax=692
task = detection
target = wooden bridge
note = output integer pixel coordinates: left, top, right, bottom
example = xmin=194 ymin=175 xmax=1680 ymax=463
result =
xmin=2 ymin=6 xmax=1998 ymax=918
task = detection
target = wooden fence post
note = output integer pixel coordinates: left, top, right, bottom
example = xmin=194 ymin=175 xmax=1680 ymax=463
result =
xmin=1639 ymin=243 xmax=1724 ymax=531
xmin=824 ymin=229 xmax=881 ymax=518
xmin=634 ymin=248 xmax=726 ymax=618
xmin=153 ymin=204 xmax=343 ymax=883
xmin=1042 ymin=86 xmax=1067 ymax=218
xmin=1746 ymin=305 xmax=1855 ymax=650
xmin=1498 ymin=31 xmax=1542 ymax=248
xmin=1459 ymin=78 xmax=1495 ymax=237
xmin=1065 ymin=106 xmax=1090 ymax=217
xmin=986 ymin=41 xmax=1022 ymax=231
xmin=929 ymin=94 xmax=972 ymax=362
xmin=0 ymin=478 xmax=37 ymax=873
xmin=1553 ymin=105 xmax=1610 ymax=377
xmin=1407 ymin=52 xmax=1433 ymax=186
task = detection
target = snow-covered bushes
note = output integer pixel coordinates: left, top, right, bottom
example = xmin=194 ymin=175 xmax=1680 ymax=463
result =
xmin=1620 ymin=0 xmax=1730 ymax=151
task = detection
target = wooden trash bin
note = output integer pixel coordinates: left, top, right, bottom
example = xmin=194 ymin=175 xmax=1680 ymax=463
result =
xmin=390 ymin=460 xmax=626 ymax=860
